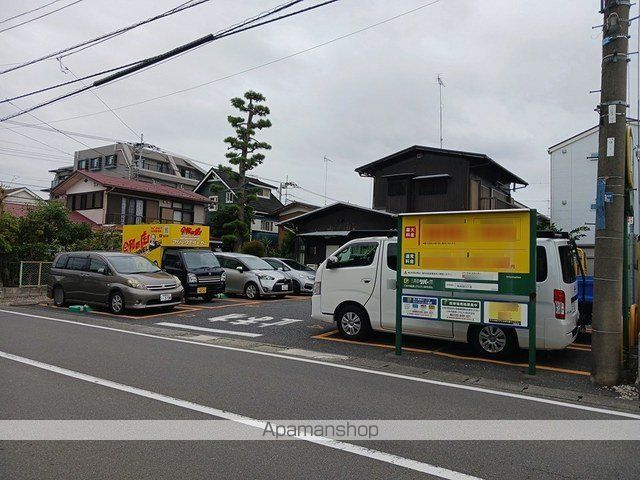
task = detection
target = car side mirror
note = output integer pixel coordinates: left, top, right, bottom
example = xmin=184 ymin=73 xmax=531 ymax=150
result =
xmin=175 ymin=261 xmax=183 ymax=269
xmin=326 ymin=255 xmax=338 ymax=269
xmin=278 ymin=267 xmax=284 ymax=271
xmin=236 ymin=266 xmax=244 ymax=273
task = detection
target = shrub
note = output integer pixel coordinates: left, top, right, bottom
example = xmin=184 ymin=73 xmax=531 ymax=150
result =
xmin=241 ymin=240 xmax=265 ymax=257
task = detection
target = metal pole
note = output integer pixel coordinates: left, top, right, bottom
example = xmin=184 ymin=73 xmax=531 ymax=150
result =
xmin=18 ymin=261 xmax=23 ymax=288
xmin=323 ymin=156 xmax=333 ymax=206
xmin=395 ymin=216 xmax=403 ymax=356
xmin=38 ymin=262 xmax=42 ymax=287
xmin=528 ymin=210 xmax=537 ymax=375
xmin=437 ymin=74 xmax=445 ymax=149
xmin=592 ymin=0 xmax=630 ymax=385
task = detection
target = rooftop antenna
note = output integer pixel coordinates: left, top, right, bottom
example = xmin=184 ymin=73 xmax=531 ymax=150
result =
xmin=436 ymin=74 xmax=446 ymax=149
xmin=323 ymin=156 xmax=333 ymax=206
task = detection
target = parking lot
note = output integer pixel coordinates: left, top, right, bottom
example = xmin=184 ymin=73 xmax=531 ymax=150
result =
xmin=8 ymin=293 xmax=602 ymax=396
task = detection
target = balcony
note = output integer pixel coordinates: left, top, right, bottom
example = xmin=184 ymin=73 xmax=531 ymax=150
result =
xmin=104 ymin=213 xmax=201 ymax=226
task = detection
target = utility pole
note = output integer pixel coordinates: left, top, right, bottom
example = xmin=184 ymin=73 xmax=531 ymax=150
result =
xmin=437 ymin=74 xmax=445 ymax=149
xmin=323 ymin=156 xmax=333 ymax=205
xmin=592 ymin=0 xmax=630 ymax=386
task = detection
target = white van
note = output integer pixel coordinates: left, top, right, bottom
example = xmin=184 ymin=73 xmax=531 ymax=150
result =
xmin=311 ymin=234 xmax=579 ymax=357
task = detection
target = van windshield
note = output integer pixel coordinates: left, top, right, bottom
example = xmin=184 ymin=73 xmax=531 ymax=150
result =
xmin=182 ymin=250 xmax=220 ymax=270
xmin=558 ymin=245 xmax=577 ymax=284
xmin=109 ymin=255 xmax=161 ymax=274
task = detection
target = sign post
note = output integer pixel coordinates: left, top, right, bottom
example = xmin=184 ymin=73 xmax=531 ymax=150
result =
xmin=395 ymin=209 xmax=537 ymax=374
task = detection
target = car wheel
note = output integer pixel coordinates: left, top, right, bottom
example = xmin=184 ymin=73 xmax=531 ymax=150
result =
xmin=336 ymin=304 xmax=371 ymax=340
xmin=244 ymin=282 xmax=260 ymax=300
xmin=109 ymin=291 xmax=125 ymax=315
xmin=472 ymin=325 xmax=516 ymax=357
xmin=53 ymin=286 xmax=65 ymax=307
xmin=292 ymin=281 xmax=301 ymax=295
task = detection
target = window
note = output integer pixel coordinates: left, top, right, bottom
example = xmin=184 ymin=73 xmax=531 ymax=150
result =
xmin=208 ymin=195 xmax=219 ymax=212
xmin=163 ymin=250 xmax=181 ymax=268
xmin=260 ymin=220 xmax=274 ymax=232
xmin=225 ymin=191 xmax=234 ymax=203
xmin=387 ymin=242 xmax=397 ymax=271
xmin=105 ymin=155 xmax=117 ymax=168
xmin=70 ymin=192 xmax=103 ymax=210
xmin=66 ymin=256 xmax=88 ymax=271
xmin=558 ymin=245 xmax=577 ymax=284
xmin=172 ymin=202 xmax=194 ymax=223
xmin=332 ymin=242 xmax=378 ymax=268
xmin=141 ymin=157 xmax=173 ymax=174
xmin=536 ymin=246 xmax=547 ymax=282
xmin=89 ymin=258 xmax=108 ymax=274
xmin=265 ymin=259 xmax=288 ymax=271
xmin=90 ymin=157 xmax=102 ymax=170
xmin=54 ymin=254 xmax=69 ymax=269
xmin=77 ymin=159 xmax=89 ymax=170
xmin=417 ymin=177 xmax=448 ymax=195
xmin=257 ymin=187 xmax=271 ymax=199
xmin=388 ymin=180 xmax=406 ymax=196
xmin=224 ymin=258 xmax=242 ymax=270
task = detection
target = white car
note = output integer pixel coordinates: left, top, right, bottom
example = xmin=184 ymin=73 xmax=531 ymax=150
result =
xmin=215 ymin=253 xmax=292 ymax=299
xmin=311 ymin=234 xmax=579 ymax=357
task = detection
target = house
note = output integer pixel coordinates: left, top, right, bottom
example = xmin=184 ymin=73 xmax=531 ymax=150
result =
xmin=548 ymin=120 xmax=640 ymax=270
xmin=48 ymin=142 xmax=206 ymax=193
xmin=50 ymin=170 xmax=210 ymax=228
xmin=194 ymin=167 xmax=283 ymax=245
xmin=355 ymin=145 xmax=528 ymax=214
xmin=1 ymin=186 xmax=42 ymax=217
xmin=273 ymin=201 xmax=318 ymax=246
xmin=279 ymin=202 xmax=397 ymax=265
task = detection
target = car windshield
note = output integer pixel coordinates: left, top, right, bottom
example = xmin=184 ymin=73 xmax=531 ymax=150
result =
xmin=108 ymin=255 xmax=161 ymax=274
xmin=241 ymin=256 xmax=275 ymax=270
xmin=282 ymin=259 xmax=314 ymax=272
xmin=182 ymin=250 xmax=220 ymax=270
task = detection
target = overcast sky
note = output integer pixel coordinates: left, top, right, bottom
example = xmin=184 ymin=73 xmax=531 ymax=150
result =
xmin=0 ymin=0 xmax=633 ymax=214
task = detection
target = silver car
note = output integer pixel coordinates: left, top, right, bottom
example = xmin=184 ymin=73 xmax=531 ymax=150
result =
xmin=262 ymin=257 xmax=316 ymax=295
xmin=215 ymin=252 xmax=291 ymax=299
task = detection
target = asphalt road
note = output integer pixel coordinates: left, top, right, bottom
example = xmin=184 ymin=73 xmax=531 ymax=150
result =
xmin=1 ymin=307 xmax=639 ymax=479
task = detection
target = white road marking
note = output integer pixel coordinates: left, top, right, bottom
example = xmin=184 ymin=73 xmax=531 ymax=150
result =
xmin=0 ymin=350 xmax=481 ymax=480
xmin=1 ymin=308 xmax=639 ymax=420
xmin=155 ymin=322 xmax=262 ymax=338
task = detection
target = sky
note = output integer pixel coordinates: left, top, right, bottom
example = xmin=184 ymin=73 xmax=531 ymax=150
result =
xmin=0 ymin=0 xmax=633 ymax=215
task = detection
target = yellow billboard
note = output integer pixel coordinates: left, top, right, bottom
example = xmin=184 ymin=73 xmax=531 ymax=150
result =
xmin=122 ymin=224 xmax=209 ymax=266
xmin=401 ymin=210 xmax=531 ymax=277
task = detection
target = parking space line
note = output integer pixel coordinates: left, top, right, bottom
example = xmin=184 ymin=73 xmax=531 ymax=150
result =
xmin=313 ymin=331 xmax=591 ymax=377
xmin=155 ymin=322 xmax=263 ymax=338
xmin=193 ymin=301 xmax=262 ymax=309
xmin=567 ymin=345 xmax=591 ymax=352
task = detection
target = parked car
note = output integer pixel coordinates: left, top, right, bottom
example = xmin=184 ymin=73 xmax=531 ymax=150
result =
xmin=48 ymin=252 xmax=184 ymax=314
xmin=215 ymin=252 xmax=291 ymax=299
xmin=161 ymin=248 xmax=226 ymax=302
xmin=262 ymin=257 xmax=316 ymax=294
xmin=311 ymin=234 xmax=579 ymax=357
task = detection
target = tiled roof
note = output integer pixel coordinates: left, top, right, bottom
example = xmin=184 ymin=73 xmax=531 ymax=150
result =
xmin=69 ymin=211 xmax=100 ymax=229
xmin=53 ymin=171 xmax=210 ymax=203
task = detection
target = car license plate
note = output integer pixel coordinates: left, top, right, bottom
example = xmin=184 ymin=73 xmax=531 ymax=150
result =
xmin=281 ymin=285 xmax=289 ymax=291
xmin=160 ymin=293 xmax=172 ymax=302
xmin=197 ymin=287 xmax=207 ymax=294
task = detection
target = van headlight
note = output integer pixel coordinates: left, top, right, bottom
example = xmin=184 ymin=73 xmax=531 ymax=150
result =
xmin=187 ymin=273 xmax=197 ymax=284
xmin=127 ymin=278 xmax=146 ymax=289
xmin=172 ymin=275 xmax=182 ymax=286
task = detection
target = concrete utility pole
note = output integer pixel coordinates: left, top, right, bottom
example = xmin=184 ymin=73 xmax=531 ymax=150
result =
xmin=323 ymin=156 xmax=333 ymax=205
xmin=592 ymin=0 xmax=631 ymax=385
xmin=437 ymin=74 xmax=445 ymax=149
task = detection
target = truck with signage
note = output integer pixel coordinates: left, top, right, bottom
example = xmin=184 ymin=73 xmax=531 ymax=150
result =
xmin=311 ymin=210 xmax=579 ymax=359
xmin=122 ymin=224 xmax=226 ymax=301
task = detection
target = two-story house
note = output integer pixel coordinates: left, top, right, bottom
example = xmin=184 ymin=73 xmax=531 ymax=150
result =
xmin=50 ymin=170 xmax=210 ymax=227
xmin=48 ymin=142 xmax=206 ymax=192
xmin=194 ymin=167 xmax=284 ymax=245
xmin=355 ymin=145 xmax=528 ymax=213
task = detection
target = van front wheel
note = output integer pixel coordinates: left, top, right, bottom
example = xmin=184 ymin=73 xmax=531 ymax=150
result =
xmin=336 ymin=305 xmax=371 ymax=340
xmin=471 ymin=325 xmax=516 ymax=358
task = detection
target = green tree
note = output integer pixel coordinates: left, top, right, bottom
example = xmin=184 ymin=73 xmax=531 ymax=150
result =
xmin=223 ymin=90 xmax=272 ymax=251
xmin=241 ymin=240 xmax=265 ymax=257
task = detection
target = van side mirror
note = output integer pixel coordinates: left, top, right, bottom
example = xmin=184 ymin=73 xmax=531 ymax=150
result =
xmin=326 ymin=255 xmax=338 ymax=269
xmin=236 ymin=266 xmax=244 ymax=273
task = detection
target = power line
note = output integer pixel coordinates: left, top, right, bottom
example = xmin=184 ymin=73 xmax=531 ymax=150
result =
xmin=5 ymin=119 xmax=130 ymax=143
xmin=0 ymin=123 xmax=71 ymax=155
xmin=0 ymin=151 xmax=69 ymax=164
xmin=0 ymin=179 xmax=49 ymax=189
xmin=0 ymin=0 xmax=65 ymax=24
xmin=0 ymin=0 xmax=212 ymax=75
xmin=0 ymin=0 xmax=85 ymax=34
xmin=0 ymin=0 xmax=340 ymax=122
xmin=6 ymin=0 xmax=443 ymax=126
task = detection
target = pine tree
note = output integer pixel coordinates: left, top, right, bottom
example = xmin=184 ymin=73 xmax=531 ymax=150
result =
xmin=223 ymin=90 xmax=272 ymax=251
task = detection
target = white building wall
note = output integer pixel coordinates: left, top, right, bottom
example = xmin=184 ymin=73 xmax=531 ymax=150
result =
xmin=550 ymin=124 xmax=639 ymax=247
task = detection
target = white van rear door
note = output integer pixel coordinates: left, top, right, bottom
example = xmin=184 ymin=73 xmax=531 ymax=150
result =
xmin=557 ymin=243 xmax=579 ymax=315
xmin=320 ymin=241 xmax=379 ymax=314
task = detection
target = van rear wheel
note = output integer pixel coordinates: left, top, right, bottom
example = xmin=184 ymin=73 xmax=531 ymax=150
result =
xmin=471 ymin=325 xmax=516 ymax=358
xmin=336 ymin=304 xmax=371 ymax=340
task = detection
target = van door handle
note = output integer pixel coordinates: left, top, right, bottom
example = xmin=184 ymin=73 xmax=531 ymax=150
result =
xmin=361 ymin=278 xmax=371 ymax=284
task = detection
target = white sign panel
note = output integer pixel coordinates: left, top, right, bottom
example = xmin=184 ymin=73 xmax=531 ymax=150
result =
xmin=401 ymin=295 xmax=438 ymax=319
xmin=607 ymin=137 xmax=615 ymax=157
xmin=440 ymin=299 xmax=482 ymax=323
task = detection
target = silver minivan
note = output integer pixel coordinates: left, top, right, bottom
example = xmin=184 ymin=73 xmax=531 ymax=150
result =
xmin=262 ymin=257 xmax=316 ymax=295
xmin=215 ymin=252 xmax=292 ymax=299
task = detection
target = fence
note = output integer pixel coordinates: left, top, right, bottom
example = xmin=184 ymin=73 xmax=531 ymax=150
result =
xmin=18 ymin=261 xmax=52 ymax=287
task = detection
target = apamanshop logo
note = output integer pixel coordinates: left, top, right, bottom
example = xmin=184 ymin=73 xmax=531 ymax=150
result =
xmin=263 ymin=421 xmax=379 ymax=440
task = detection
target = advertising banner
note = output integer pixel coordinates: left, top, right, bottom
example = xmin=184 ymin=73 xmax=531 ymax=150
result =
xmin=122 ymin=224 xmax=210 ymax=265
